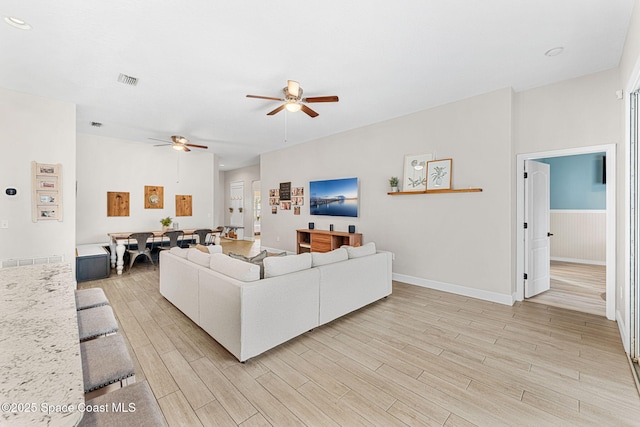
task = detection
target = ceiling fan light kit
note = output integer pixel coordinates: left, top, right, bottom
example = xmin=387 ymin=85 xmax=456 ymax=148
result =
xmin=150 ymin=135 xmax=208 ymax=153
xmin=247 ymin=80 xmax=339 ymax=118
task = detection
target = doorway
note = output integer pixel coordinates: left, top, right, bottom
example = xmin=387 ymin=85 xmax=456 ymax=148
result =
xmin=252 ymin=180 xmax=261 ymax=240
xmin=516 ymin=144 xmax=616 ymax=320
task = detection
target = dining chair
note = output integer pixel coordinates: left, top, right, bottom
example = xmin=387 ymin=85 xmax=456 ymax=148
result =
xmin=159 ymin=229 xmax=184 ymax=250
xmin=126 ymin=232 xmax=154 ymax=271
xmin=193 ymin=228 xmax=214 ymax=246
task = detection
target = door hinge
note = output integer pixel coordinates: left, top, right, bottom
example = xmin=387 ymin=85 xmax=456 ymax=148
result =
xmin=524 ymin=222 xmax=528 ymax=229
xmin=524 ymin=273 xmax=528 ymax=280
xmin=524 ymin=172 xmax=528 ymax=179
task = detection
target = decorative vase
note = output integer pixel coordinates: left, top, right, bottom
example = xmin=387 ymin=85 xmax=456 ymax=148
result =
xmin=162 ymin=225 xmax=168 ymax=232
xmin=391 ymin=186 xmax=399 ymax=192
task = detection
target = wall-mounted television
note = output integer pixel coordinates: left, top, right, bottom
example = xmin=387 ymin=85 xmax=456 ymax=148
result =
xmin=309 ymin=177 xmax=359 ymax=217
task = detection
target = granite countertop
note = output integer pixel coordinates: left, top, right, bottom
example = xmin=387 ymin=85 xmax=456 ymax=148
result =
xmin=0 ymin=263 xmax=84 ymax=426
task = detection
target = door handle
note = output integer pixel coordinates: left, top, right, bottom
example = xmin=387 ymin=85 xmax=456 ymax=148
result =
xmin=547 ymin=232 xmax=554 ymax=237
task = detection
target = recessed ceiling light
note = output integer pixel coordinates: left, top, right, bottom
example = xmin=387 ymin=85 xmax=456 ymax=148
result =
xmin=3 ymin=16 xmax=31 ymax=30
xmin=545 ymin=47 xmax=564 ymax=57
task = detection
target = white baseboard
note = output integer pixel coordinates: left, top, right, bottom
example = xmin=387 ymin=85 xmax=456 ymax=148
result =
xmin=392 ymin=273 xmax=515 ymax=306
xmin=551 ymin=257 xmax=606 ymax=266
xmin=617 ymin=308 xmax=630 ymax=354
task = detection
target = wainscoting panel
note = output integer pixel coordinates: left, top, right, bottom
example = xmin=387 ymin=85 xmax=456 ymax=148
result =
xmin=550 ymin=210 xmax=605 ymax=265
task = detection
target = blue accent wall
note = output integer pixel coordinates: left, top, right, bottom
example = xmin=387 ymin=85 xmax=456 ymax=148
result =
xmin=538 ymin=153 xmax=606 ymax=210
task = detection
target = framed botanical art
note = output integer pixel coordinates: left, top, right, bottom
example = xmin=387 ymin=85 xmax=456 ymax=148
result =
xmin=426 ymin=158 xmax=452 ymax=190
xmin=403 ymin=153 xmax=433 ymax=192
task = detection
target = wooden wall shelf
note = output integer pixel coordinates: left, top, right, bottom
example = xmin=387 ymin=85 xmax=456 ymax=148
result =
xmin=387 ymin=188 xmax=482 ymax=195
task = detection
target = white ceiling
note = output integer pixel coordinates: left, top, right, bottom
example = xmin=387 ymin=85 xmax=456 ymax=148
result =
xmin=1 ymin=1 xmax=634 ymax=170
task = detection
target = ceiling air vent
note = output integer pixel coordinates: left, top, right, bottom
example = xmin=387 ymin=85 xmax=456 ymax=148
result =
xmin=90 ymin=122 xmax=103 ymax=127
xmin=117 ymin=73 xmax=138 ymax=86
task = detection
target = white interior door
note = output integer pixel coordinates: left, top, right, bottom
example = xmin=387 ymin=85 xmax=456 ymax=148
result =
xmin=525 ymin=160 xmax=551 ymax=298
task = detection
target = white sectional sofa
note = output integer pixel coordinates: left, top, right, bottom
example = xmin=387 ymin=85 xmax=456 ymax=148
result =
xmin=159 ymin=243 xmax=392 ymax=362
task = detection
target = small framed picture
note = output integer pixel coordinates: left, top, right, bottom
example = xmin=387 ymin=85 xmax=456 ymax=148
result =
xmin=294 ymin=206 xmax=301 ymax=215
xmin=271 ymin=206 xmax=278 ymax=214
xmin=37 ymin=178 xmax=58 ymax=190
xmin=37 ymin=206 xmax=59 ymax=220
xmin=39 ymin=193 xmax=57 ymax=204
xmin=426 ymin=158 xmax=452 ymax=190
xmin=38 ymin=164 xmax=59 ymax=175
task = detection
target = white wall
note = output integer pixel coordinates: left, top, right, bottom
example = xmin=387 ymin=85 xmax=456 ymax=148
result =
xmin=223 ymin=164 xmax=260 ymax=240
xmin=76 ymin=134 xmax=216 ymax=244
xmin=550 ymin=211 xmax=606 ymax=264
xmin=0 ymin=87 xmax=76 ymax=266
xmin=513 ymin=68 xmax=623 ymax=318
xmin=261 ymin=88 xmax=514 ymax=302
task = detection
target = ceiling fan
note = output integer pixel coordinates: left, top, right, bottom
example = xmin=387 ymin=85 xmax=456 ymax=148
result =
xmin=149 ymin=135 xmax=208 ymax=152
xmin=246 ymin=80 xmax=339 ymax=118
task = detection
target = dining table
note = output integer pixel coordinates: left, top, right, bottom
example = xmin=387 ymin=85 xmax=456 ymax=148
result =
xmin=108 ymin=228 xmax=219 ymax=275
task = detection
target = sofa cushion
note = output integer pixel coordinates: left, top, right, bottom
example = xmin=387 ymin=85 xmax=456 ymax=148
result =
xmin=229 ymin=250 xmax=268 ymax=278
xmin=343 ymin=242 xmax=376 ymax=259
xmin=187 ymin=248 xmax=211 ymax=267
xmin=209 ymin=253 xmax=260 ymax=282
xmin=311 ymin=247 xmax=348 ymax=267
xmin=206 ymin=245 xmax=223 ymax=254
xmin=170 ymin=246 xmax=188 ymax=258
xmin=263 ymin=252 xmax=312 ymax=278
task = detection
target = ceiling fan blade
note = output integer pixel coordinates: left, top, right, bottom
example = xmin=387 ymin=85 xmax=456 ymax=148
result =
xmin=185 ymin=143 xmax=208 ymax=149
xmin=287 ymin=80 xmax=300 ymax=97
xmin=300 ymin=104 xmax=319 ymax=118
xmin=182 ymin=145 xmax=191 ymax=152
xmin=303 ymin=96 xmax=339 ymax=103
xmin=153 ymin=143 xmax=171 ymax=147
xmin=267 ymin=104 xmax=286 ymax=116
xmin=149 ymin=137 xmax=172 ymax=143
xmin=246 ymin=95 xmax=284 ymax=101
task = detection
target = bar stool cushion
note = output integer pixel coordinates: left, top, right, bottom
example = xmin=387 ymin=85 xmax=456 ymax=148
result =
xmin=81 ymin=334 xmax=134 ymax=392
xmin=75 ymin=288 xmax=109 ymax=310
xmin=79 ymin=381 xmax=167 ymax=426
xmin=77 ymin=305 xmax=119 ymax=341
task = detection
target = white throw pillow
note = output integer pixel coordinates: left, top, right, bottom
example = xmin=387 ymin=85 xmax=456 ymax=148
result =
xmin=169 ymin=246 xmax=188 ymax=258
xmin=311 ymin=247 xmax=348 ymax=267
xmin=209 ymin=253 xmax=260 ymax=282
xmin=187 ymin=248 xmax=211 ymax=267
xmin=343 ymin=242 xmax=376 ymax=259
xmin=207 ymin=245 xmax=223 ymax=254
xmin=263 ymin=252 xmax=312 ymax=278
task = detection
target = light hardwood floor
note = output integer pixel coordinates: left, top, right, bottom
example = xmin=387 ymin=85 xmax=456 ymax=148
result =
xmin=527 ymin=261 xmax=606 ymax=317
xmin=79 ymin=240 xmax=640 ymax=426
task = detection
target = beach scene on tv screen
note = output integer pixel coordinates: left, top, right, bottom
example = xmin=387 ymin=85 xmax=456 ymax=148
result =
xmin=310 ymin=177 xmax=358 ymax=217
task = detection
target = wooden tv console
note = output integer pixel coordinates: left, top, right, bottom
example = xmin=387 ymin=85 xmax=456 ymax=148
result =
xmin=296 ymin=229 xmax=363 ymax=254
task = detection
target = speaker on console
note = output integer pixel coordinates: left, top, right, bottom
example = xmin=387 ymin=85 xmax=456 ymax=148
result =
xmin=348 ymin=225 xmax=356 ymax=233
xmin=308 ymin=222 xmax=315 ymax=230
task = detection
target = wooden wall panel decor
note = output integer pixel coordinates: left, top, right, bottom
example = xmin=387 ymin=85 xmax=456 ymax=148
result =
xmin=144 ymin=185 xmax=164 ymax=209
xmin=107 ymin=192 xmax=130 ymax=217
xmin=175 ymin=195 xmax=193 ymax=216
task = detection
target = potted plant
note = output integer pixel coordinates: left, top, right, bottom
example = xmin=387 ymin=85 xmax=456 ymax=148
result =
xmin=389 ymin=176 xmax=399 ymax=192
xmin=160 ymin=216 xmax=172 ymax=232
